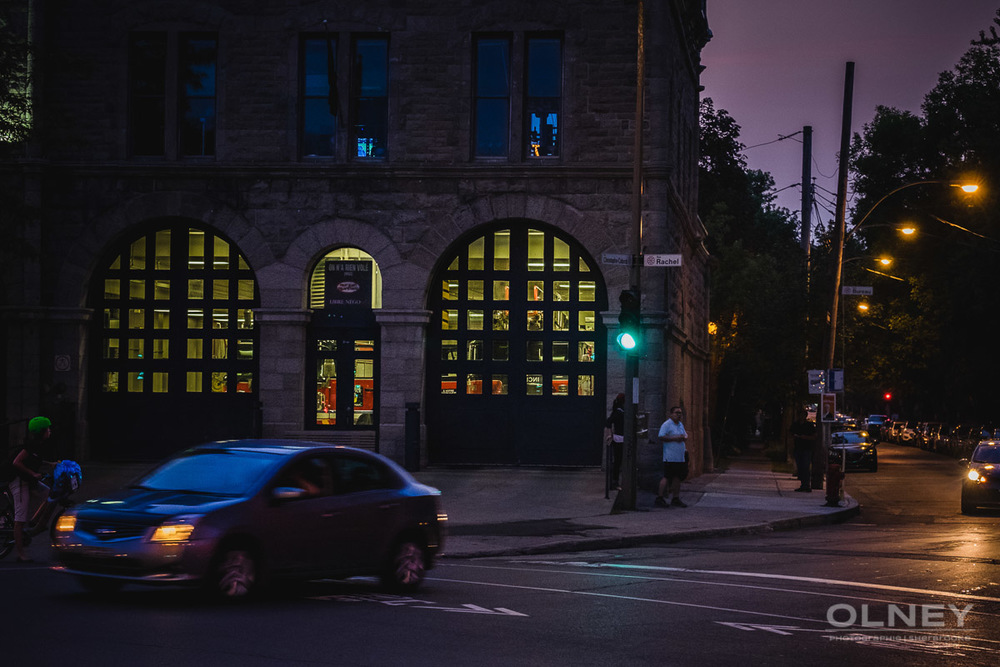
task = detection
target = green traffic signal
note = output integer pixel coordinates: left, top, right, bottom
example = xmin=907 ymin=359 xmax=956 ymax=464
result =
xmin=617 ymin=289 xmax=641 ymax=353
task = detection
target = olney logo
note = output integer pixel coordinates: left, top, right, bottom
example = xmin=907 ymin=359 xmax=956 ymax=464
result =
xmin=337 ymin=281 xmax=361 ymax=294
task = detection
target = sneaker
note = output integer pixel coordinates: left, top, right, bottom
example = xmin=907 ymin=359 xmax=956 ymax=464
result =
xmin=654 ymin=496 xmax=668 ymax=507
xmin=670 ymin=498 xmax=687 ymax=508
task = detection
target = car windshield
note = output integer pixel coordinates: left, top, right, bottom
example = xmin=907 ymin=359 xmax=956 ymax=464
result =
xmin=972 ymin=447 xmax=1000 ymax=464
xmin=135 ymin=450 xmax=281 ymax=495
xmin=832 ymin=432 xmax=868 ymax=445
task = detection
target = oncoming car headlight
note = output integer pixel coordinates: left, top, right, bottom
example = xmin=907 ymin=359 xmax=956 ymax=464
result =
xmin=150 ymin=517 xmax=201 ymax=543
xmin=54 ymin=512 xmax=77 ymax=533
xmin=967 ymin=469 xmax=983 ymax=483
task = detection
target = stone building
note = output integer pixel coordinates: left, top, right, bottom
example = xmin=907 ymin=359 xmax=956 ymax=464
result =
xmin=2 ymin=1 xmax=711 ymax=477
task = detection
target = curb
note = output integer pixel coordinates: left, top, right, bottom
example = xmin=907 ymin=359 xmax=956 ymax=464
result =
xmin=441 ymin=498 xmax=861 ymax=559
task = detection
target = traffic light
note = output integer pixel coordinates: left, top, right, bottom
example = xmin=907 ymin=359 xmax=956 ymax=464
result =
xmin=617 ymin=289 xmax=641 ymax=352
xmin=883 ymin=392 xmax=892 ymax=402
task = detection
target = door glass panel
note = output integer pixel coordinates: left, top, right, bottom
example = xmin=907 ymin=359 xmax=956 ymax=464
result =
xmin=442 ymin=339 xmax=458 ymax=360
xmin=579 ymin=311 xmax=595 ymax=331
xmin=553 ymin=310 xmax=569 ymax=331
xmin=129 ymin=280 xmax=145 ymax=300
xmin=527 ymin=340 xmax=543 ymax=362
xmin=493 ymin=230 xmax=510 ymax=271
xmin=188 ymin=279 xmax=204 ymax=299
xmin=492 ymin=310 xmax=509 ymax=330
xmin=553 ymin=281 xmax=570 ymax=301
xmin=128 ymin=339 xmax=143 ymax=359
xmin=187 ymin=339 xmax=203 ymax=358
xmin=552 ymin=375 xmax=569 ymax=396
xmin=317 ymin=359 xmax=337 ymax=424
xmin=466 ymin=374 xmax=483 ymax=395
xmin=186 ymin=371 xmax=202 ymax=392
xmin=130 ymin=238 xmax=146 ymax=270
xmin=527 ymin=280 xmax=544 ymax=301
xmin=578 ymin=375 xmax=595 ymax=396
xmin=526 ymin=374 xmax=543 ymax=396
xmin=441 ymin=372 xmax=457 ymax=394
xmin=527 ymin=310 xmax=543 ymax=331
xmin=104 ymin=371 xmax=119 ymax=392
xmin=579 ymin=281 xmax=595 ymax=301
xmin=552 ymin=341 xmax=569 ymax=361
xmin=493 ymin=280 xmax=509 ymax=301
xmin=354 ymin=358 xmax=374 ymax=425
xmin=443 ymin=279 xmax=459 ymax=300
xmin=468 ymin=236 xmax=485 ymax=270
xmin=553 ymin=238 xmax=570 ymax=271
xmin=491 ymin=374 xmax=508 ymax=395
xmin=442 ymin=309 xmax=458 ymax=330
xmin=578 ymin=342 xmax=595 ymax=362
xmin=211 ymin=371 xmax=227 ymax=393
xmin=213 ymin=237 xmax=230 ymax=269
xmin=154 ymin=230 xmax=171 ymax=269
xmin=527 ymin=229 xmax=544 ymax=271
xmin=468 ymin=280 xmax=484 ymax=300
xmin=467 ymin=340 xmax=483 ymax=360
xmin=491 ymin=340 xmax=509 ymax=361
xmin=468 ymin=310 xmax=484 ymax=330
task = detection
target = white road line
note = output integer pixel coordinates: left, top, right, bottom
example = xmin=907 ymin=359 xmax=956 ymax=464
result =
xmin=437 ymin=562 xmax=1000 ymax=616
xmin=513 ymin=560 xmax=1000 ymax=604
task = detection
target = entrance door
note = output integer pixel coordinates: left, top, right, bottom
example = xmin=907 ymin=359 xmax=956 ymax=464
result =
xmin=90 ymin=222 xmax=260 ymax=460
xmin=426 ymin=222 xmax=607 ymax=465
xmin=309 ymin=324 xmax=379 ymax=430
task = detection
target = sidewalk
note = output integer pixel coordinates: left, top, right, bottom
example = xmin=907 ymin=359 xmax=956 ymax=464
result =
xmin=72 ymin=457 xmax=859 ymax=560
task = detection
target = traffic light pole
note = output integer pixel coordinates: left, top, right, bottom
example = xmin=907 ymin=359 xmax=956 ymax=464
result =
xmin=613 ymin=0 xmax=645 ymax=513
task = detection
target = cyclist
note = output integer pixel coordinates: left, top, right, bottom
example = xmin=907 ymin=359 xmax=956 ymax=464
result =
xmin=7 ymin=417 xmax=59 ymax=562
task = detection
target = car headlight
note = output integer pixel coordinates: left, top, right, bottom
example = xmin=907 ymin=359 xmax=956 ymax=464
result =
xmin=54 ymin=512 xmax=77 ymax=533
xmin=967 ymin=469 xmax=983 ymax=483
xmin=150 ymin=516 xmax=201 ymax=543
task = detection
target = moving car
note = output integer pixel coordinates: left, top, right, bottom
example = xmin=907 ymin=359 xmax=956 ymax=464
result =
xmin=52 ymin=440 xmax=447 ymax=597
xmin=829 ymin=430 xmax=878 ymax=472
xmin=864 ymin=414 xmax=890 ymax=441
xmin=961 ymin=441 xmax=1000 ymax=515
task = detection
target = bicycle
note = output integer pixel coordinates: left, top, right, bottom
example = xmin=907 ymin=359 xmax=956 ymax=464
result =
xmin=0 ymin=461 xmax=82 ymax=559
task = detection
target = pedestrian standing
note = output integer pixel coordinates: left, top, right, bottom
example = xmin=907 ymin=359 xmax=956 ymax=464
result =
xmin=605 ymin=393 xmax=625 ymax=490
xmin=791 ymin=409 xmax=817 ymax=492
xmin=656 ymin=406 xmax=689 ymax=508
xmin=7 ymin=416 xmax=58 ymax=562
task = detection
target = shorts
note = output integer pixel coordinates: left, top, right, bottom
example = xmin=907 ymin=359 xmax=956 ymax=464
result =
xmin=662 ymin=460 xmax=688 ymax=481
xmin=7 ymin=477 xmax=49 ymax=522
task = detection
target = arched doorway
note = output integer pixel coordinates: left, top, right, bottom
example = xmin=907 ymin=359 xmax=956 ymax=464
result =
xmin=89 ymin=222 xmax=260 ymax=460
xmin=426 ymin=221 xmax=607 ymax=465
xmin=305 ymin=248 xmax=382 ymax=442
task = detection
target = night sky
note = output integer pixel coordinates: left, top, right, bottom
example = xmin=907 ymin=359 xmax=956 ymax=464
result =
xmin=699 ymin=0 xmax=1000 ymax=222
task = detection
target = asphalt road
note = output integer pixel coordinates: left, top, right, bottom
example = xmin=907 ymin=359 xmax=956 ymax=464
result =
xmin=3 ymin=443 xmax=998 ymax=666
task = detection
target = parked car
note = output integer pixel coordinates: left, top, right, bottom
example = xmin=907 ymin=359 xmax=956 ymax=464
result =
xmin=865 ymin=415 xmax=890 ymax=441
xmin=961 ymin=441 xmax=1000 ymax=514
xmin=917 ymin=422 xmax=944 ymax=451
xmin=897 ymin=421 xmax=918 ymax=445
xmin=829 ymin=430 xmax=878 ymax=472
xmin=52 ymin=440 xmax=447 ymax=598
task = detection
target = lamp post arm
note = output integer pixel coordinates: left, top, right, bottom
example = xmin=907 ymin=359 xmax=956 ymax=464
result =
xmin=845 ymin=180 xmax=950 ymax=241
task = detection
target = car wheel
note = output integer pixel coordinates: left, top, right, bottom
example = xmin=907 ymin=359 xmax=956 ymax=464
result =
xmin=77 ymin=576 xmax=124 ymax=595
xmin=381 ymin=540 xmax=426 ymax=592
xmin=210 ymin=546 xmax=258 ymax=599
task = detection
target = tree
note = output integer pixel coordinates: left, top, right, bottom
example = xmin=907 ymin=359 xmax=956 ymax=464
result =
xmin=700 ymin=99 xmax=808 ymax=452
xmin=847 ymin=10 xmax=1000 ymax=421
xmin=0 ymin=6 xmax=32 ymax=146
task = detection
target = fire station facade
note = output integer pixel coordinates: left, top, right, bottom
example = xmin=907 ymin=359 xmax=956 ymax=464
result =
xmin=2 ymin=1 xmax=712 ymax=475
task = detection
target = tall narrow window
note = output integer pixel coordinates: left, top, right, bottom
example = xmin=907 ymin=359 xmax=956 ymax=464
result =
xmin=352 ymin=36 xmax=388 ymax=158
xmin=129 ymin=33 xmax=167 ymax=157
xmin=474 ymin=36 xmax=510 ymax=157
xmin=525 ymin=36 xmax=561 ymax=158
xmin=178 ymin=33 xmax=217 ymax=157
xmin=302 ymin=36 xmax=338 ymax=157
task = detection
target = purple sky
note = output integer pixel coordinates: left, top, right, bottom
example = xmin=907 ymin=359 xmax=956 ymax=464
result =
xmin=699 ymin=0 xmax=1000 ymax=223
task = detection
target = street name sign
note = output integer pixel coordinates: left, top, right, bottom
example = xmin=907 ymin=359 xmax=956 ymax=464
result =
xmin=644 ymin=254 xmax=682 ymax=267
xmin=601 ymin=253 xmax=635 ymax=266
xmin=841 ymin=285 xmax=873 ymax=295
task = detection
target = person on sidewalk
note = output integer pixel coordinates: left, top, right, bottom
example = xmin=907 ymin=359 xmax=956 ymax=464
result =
xmin=655 ymin=406 xmax=688 ymax=508
xmin=791 ymin=408 xmax=817 ymax=492
xmin=605 ymin=393 xmax=625 ymax=490
xmin=7 ymin=416 xmax=58 ymax=562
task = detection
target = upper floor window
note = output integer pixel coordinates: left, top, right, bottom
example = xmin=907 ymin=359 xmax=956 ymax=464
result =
xmin=302 ymin=35 xmax=339 ymax=157
xmin=525 ymin=36 xmax=561 ymax=158
xmin=474 ymin=36 xmax=511 ymax=158
xmin=129 ymin=32 xmax=217 ymax=158
xmin=352 ymin=36 xmax=388 ymax=158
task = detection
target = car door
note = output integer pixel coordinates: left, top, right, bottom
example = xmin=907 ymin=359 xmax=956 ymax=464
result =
xmin=262 ymin=456 xmax=337 ymax=576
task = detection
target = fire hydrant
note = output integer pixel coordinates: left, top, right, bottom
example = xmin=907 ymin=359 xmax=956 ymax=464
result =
xmin=825 ymin=462 xmax=844 ymax=507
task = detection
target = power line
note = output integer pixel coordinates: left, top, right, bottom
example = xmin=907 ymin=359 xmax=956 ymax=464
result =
xmin=742 ymin=130 xmax=803 ymax=152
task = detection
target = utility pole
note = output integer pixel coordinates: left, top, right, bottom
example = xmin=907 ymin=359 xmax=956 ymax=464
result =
xmin=816 ymin=62 xmax=854 ymax=490
xmin=800 ymin=126 xmax=813 ymax=256
xmin=615 ymin=0 xmax=645 ymax=512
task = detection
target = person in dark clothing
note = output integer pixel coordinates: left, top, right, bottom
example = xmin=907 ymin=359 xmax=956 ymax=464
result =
xmin=7 ymin=416 xmax=58 ymax=562
xmin=791 ymin=409 xmax=817 ymax=492
xmin=605 ymin=393 xmax=626 ymax=490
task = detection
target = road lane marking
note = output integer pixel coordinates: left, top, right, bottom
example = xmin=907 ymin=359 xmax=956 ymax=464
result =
xmin=514 ymin=560 xmax=1000 ymax=604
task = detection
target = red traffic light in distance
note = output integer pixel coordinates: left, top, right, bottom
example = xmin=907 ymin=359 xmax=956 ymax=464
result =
xmin=883 ymin=392 xmax=892 ymax=401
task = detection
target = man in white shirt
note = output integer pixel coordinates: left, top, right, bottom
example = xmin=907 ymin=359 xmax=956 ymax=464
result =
xmin=656 ymin=406 xmax=688 ymax=507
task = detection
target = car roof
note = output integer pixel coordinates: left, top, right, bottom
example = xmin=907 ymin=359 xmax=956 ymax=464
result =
xmin=189 ymin=439 xmax=378 ymax=458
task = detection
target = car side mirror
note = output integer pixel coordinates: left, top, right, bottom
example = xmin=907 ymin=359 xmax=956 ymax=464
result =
xmin=273 ymin=486 xmax=307 ymax=501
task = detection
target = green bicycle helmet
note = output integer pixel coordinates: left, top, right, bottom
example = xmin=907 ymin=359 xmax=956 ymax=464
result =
xmin=28 ymin=416 xmax=52 ymax=434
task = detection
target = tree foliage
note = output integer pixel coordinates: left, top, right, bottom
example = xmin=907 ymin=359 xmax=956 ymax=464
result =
xmin=700 ymin=99 xmax=807 ymax=448
xmin=846 ymin=10 xmax=1000 ymax=421
xmin=0 ymin=6 xmax=31 ymax=146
